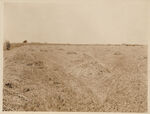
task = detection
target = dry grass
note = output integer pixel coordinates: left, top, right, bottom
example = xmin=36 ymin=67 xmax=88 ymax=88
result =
xmin=3 ymin=44 xmax=147 ymax=112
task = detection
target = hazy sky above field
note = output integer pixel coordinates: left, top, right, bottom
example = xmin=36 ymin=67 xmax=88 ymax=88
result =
xmin=4 ymin=0 xmax=149 ymax=44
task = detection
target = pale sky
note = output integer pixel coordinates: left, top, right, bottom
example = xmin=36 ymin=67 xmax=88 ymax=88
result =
xmin=4 ymin=0 xmax=149 ymax=44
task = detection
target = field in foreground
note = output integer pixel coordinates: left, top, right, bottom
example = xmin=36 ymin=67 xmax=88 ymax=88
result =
xmin=3 ymin=44 xmax=147 ymax=112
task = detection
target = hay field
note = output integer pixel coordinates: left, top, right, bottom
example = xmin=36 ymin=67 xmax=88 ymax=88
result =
xmin=3 ymin=44 xmax=147 ymax=112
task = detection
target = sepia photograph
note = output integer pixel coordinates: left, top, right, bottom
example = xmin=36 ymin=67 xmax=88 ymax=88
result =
xmin=2 ymin=0 xmax=149 ymax=112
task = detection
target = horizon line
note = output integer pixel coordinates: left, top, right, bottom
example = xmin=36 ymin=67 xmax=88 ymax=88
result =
xmin=8 ymin=42 xmax=147 ymax=46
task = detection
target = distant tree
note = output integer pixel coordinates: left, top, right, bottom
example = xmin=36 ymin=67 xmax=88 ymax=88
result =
xmin=23 ymin=40 xmax=27 ymax=43
xmin=4 ymin=41 xmax=11 ymax=50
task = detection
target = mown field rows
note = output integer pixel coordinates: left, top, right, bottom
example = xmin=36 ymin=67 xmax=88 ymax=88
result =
xmin=3 ymin=44 xmax=147 ymax=112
